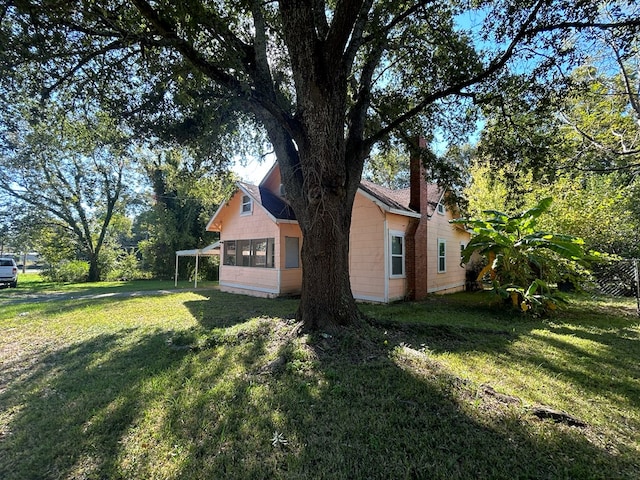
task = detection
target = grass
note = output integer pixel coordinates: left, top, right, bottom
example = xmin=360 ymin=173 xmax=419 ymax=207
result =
xmin=1 ymin=275 xmax=639 ymax=479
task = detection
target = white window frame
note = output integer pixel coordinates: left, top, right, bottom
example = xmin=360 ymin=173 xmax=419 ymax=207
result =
xmin=437 ymin=238 xmax=446 ymax=273
xmin=240 ymin=194 xmax=253 ymax=215
xmin=437 ymin=202 xmax=445 ymax=215
xmin=389 ymin=231 xmax=405 ymax=278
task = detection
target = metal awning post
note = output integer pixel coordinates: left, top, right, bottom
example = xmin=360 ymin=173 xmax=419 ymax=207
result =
xmin=194 ymin=253 xmax=199 ymax=288
xmin=174 ymin=253 xmax=179 ymax=287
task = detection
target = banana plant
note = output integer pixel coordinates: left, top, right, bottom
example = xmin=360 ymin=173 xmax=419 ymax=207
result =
xmin=452 ymin=197 xmax=597 ymax=313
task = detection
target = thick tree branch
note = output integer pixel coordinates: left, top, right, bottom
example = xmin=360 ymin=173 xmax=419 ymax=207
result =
xmin=129 ymin=0 xmax=244 ymax=93
xmin=326 ymin=0 xmax=365 ymax=64
xmin=365 ymin=0 xmax=548 ymax=148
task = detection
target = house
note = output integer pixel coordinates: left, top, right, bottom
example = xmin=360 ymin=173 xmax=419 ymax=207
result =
xmin=206 ymin=152 xmax=470 ymax=302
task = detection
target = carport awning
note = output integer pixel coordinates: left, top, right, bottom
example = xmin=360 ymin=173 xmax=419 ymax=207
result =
xmin=175 ymin=241 xmax=220 ymax=287
xmin=176 ymin=241 xmax=220 ymax=257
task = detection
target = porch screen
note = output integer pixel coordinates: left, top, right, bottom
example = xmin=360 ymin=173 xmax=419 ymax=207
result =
xmin=223 ymin=238 xmax=274 ymax=268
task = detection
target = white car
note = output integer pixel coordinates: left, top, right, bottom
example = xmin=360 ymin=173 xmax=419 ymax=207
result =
xmin=0 ymin=258 xmax=18 ymax=288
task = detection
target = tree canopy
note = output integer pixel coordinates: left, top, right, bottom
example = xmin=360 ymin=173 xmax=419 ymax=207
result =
xmin=0 ymin=99 xmax=136 ymax=281
xmin=2 ymin=1 xmax=639 ymax=330
xmin=465 ymin=55 xmax=640 ymax=258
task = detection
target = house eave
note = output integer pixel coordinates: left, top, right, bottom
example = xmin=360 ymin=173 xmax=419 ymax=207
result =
xmin=206 ymin=200 xmax=229 ymax=232
xmin=357 ymin=188 xmax=421 ymax=218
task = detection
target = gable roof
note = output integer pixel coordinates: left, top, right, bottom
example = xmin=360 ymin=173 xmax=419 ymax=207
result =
xmin=207 ymin=164 xmax=447 ymax=232
xmin=358 ymin=180 xmax=420 ymax=218
xmin=240 ymin=182 xmax=297 ymax=221
xmin=359 ymin=180 xmax=444 ymax=217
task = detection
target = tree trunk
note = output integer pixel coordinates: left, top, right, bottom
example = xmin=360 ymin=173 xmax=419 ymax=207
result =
xmin=88 ymin=255 xmax=101 ymax=282
xmin=295 ymin=189 xmax=362 ymax=332
xmin=263 ymin=0 xmax=368 ymax=332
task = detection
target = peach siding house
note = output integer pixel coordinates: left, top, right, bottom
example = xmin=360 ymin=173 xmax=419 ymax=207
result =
xmin=206 ymin=159 xmax=469 ymax=302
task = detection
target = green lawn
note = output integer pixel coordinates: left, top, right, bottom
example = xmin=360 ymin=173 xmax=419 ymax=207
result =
xmin=1 ymin=275 xmax=638 ymax=479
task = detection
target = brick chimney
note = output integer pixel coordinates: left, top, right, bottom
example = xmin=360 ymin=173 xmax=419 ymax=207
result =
xmin=409 ymin=136 xmax=427 ymax=213
xmin=406 ymin=136 xmax=429 ymax=300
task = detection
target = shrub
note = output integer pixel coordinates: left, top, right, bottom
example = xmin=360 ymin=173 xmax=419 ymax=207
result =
xmin=453 ymin=197 xmax=598 ymax=314
xmin=41 ymin=260 xmax=90 ymax=283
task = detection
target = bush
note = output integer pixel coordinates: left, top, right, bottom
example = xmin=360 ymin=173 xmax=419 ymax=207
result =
xmin=41 ymin=260 xmax=90 ymax=283
xmin=453 ymin=197 xmax=597 ymax=315
xmin=104 ymin=251 xmax=148 ymax=281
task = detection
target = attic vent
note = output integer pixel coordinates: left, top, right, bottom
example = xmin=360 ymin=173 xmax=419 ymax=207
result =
xmin=279 ymin=183 xmax=286 ymax=196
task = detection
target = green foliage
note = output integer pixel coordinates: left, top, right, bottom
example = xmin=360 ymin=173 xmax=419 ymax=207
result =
xmin=454 ymin=197 xmax=595 ymax=314
xmin=135 ymin=150 xmax=235 ymax=279
xmin=363 ymin=148 xmax=410 ymax=189
xmin=0 ymin=100 xmax=137 ymax=282
xmin=41 ymin=260 xmax=90 ymax=283
xmin=465 ymin=60 xmax=640 ymax=258
xmin=104 ymin=251 xmax=147 ymax=282
xmin=34 ymin=225 xmax=77 ymax=268
xmin=464 ymin=161 xmax=537 ymax=217
xmin=538 ymin=174 xmax=640 ymax=257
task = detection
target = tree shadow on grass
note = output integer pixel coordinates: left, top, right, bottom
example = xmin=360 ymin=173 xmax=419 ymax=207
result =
xmin=2 ymin=291 xmax=638 ymax=479
xmin=175 ymin=294 xmax=638 ymax=478
xmin=191 ymin=291 xmax=298 ymax=329
xmin=0 ymin=329 xmax=193 ymax=479
xmin=365 ymin=294 xmax=640 ymax=411
xmin=154 ymin=328 xmax=639 ymax=479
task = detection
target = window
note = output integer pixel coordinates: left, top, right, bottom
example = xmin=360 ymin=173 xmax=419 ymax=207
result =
xmin=460 ymin=242 xmax=466 ymax=261
xmin=223 ymin=238 xmax=275 ymax=268
xmin=251 ymin=239 xmax=267 ymax=267
xmin=437 ymin=202 xmax=445 ymax=215
xmin=238 ymin=239 xmax=251 ymax=266
xmin=223 ymin=240 xmax=236 ymax=266
xmin=438 ymin=239 xmax=446 ymax=273
xmin=285 ymin=237 xmax=300 ymax=268
xmin=241 ymin=194 xmax=252 ymax=215
xmin=390 ymin=232 xmax=405 ymax=277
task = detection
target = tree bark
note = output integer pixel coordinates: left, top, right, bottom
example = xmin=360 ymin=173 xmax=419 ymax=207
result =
xmin=272 ymin=124 xmax=365 ymax=331
xmin=295 ymin=183 xmax=362 ymax=332
xmin=88 ymin=256 xmax=101 ymax=282
xmin=265 ymin=0 xmax=367 ymax=331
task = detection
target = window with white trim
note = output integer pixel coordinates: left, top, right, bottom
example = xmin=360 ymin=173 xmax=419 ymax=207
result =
xmin=438 ymin=238 xmax=446 ymax=273
xmin=437 ymin=202 xmax=445 ymax=215
xmin=390 ymin=232 xmax=405 ymax=277
xmin=241 ymin=194 xmax=252 ymax=215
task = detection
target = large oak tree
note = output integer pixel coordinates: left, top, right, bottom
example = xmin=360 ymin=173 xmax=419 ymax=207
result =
xmin=0 ymin=102 xmax=134 ymax=281
xmin=1 ymin=1 xmax=639 ymax=330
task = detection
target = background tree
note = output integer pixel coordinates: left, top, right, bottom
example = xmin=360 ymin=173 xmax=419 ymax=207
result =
xmin=363 ymin=147 xmax=411 ymax=189
xmin=2 ymin=1 xmax=639 ymax=330
xmin=0 ymin=102 xmax=136 ymax=281
xmin=466 ymin=59 xmax=640 ymax=258
xmin=136 ymin=148 xmax=237 ymax=279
